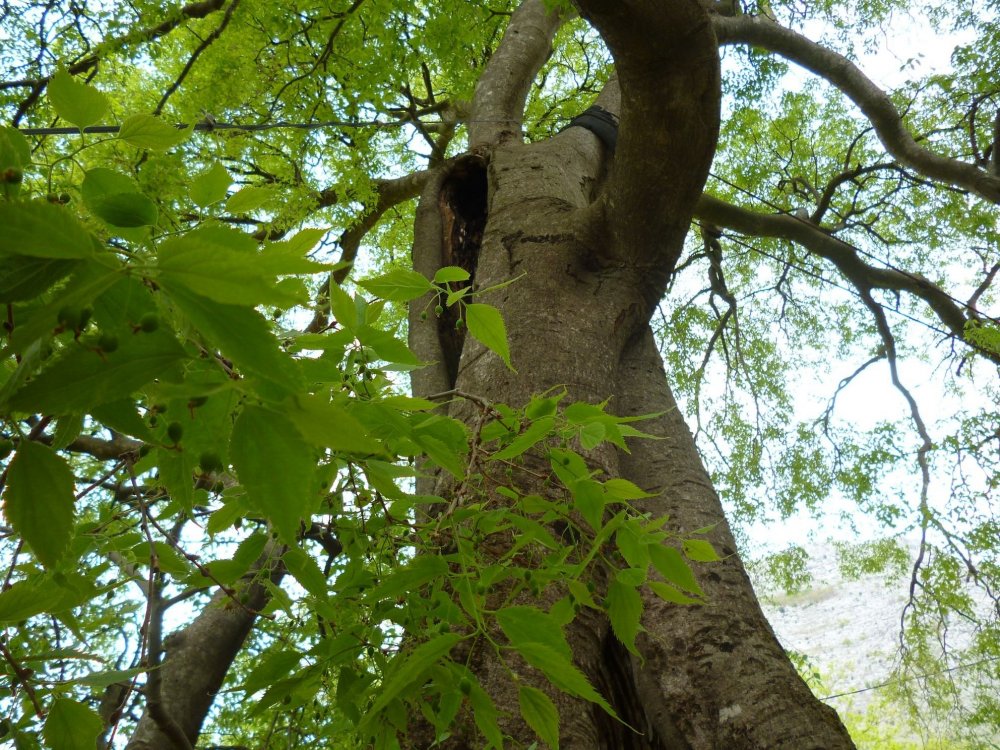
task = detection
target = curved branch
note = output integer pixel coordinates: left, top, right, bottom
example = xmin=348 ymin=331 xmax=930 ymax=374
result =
xmin=695 ymin=194 xmax=1000 ymax=363
xmin=468 ymin=0 xmax=567 ymax=149
xmin=575 ymin=0 xmax=721 ymax=293
xmin=712 ymin=14 xmax=1000 ymax=204
xmin=306 ymin=168 xmax=431 ymax=333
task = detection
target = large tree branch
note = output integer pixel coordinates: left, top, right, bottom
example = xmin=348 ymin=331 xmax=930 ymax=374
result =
xmin=126 ymin=542 xmax=286 ymax=749
xmin=695 ymin=194 xmax=1000 ymax=363
xmin=468 ymin=0 xmax=566 ymax=149
xmin=712 ymin=14 xmax=1000 ymax=204
xmin=575 ymin=0 xmax=721 ymax=299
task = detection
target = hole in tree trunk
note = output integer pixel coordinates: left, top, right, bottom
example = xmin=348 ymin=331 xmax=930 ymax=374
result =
xmin=437 ymin=154 xmax=488 ymax=387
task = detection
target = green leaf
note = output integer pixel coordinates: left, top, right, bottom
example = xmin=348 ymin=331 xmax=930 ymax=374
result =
xmin=433 ymin=266 xmax=471 ymax=283
xmin=226 ymin=185 xmax=273 ymax=213
xmin=465 ymin=303 xmax=512 ymax=369
xmin=81 ymin=168 xmax=159 ymax=227
xmin=118 ymin=114 xmax=190 ymax=149
xmin=0 ymin=200 xmax=94 ymax=259
xmin=515 ymin=642 xmax=616 ymax=717
xmin=3 ymin=441 xmax=75 ymax=569
xmin=359 ymin=633 xmax=462 ymax=731
xmin=243 ymin=649 xmax=303 ymax=695
xmin=578 ymin=420 xmax=606 ymax=450
xmin=162 ymin=282 xmax=303 ymax=391
xmin=90 ymin=192 xmax=159 ymax=227
xmin=190 ymin=162 xmax=232 ymax=207
xmin=496 ymin=605 xmax=572 ymax=660
xmin=0 ymin=577 xmax=64 ymax=622
xmin=492 ymin=416 xmax=554 ymax=461
xmin=607 ymin=574 xmax=643 ymax=655
xmin=43 ymin=698 xmax=103 ymax=750
xmin=467 ymin=680 xmax=504 ymax=749
xmin=603 ymin=478 xmax=656 ymax=500
xmin=283 ymin=546 xmax=328 ymax=598
xmin=518 ymin=685 xmax=560 ymax=749
xmin=648 ymin=544 xmax=703 ymax=596
xmin=48 ymin=71 xmax=109 ymax=130
xmin=286 ymin=395 xmax=382 ymax=454
xmin=0 ymin=125 xmax=30 ymax=169
xmin=0 ymin=255 xmax=77 ymax=302
xmin=359 ymin=268 xmax=434 ymax=302
xmin=231 ymin=406 xmax=316 ymax=543
xmin=570 ymin=479 xmax=606 ymax=532
xmin=157 ymin=230 xmax=306 ymax=307
xmin=683 ymin=538 xmax=721 ymax=562
xmin=648 ymin=580 xmax=702 ymax=605
xmin=6 ymin=329 xmax=188 ymax=415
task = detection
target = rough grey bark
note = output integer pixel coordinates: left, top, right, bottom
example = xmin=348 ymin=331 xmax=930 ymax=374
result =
xmin=406 ymin=0 xmax=856 ymax=747
xmin=126 ymin=548 xmax=284 ymax=750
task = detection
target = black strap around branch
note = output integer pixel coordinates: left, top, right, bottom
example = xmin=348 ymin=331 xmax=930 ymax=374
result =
xmin=561 ymin=105 xmax=619 ymax=154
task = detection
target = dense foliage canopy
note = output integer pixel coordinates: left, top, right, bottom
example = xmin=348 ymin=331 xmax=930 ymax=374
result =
xmin=0 ymin=0 xmax=998 ymax=748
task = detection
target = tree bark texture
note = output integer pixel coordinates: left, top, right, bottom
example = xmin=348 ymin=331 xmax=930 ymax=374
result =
xmin=407 ymin=0 xmax=855 ymax=747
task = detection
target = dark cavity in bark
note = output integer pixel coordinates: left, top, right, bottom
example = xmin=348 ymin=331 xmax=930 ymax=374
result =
xmin=437 ymin=154 xmax=488 ymax=386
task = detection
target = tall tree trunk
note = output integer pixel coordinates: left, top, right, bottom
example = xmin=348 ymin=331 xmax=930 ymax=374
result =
xmin=407 ymin=0 xmax=855 ymax=747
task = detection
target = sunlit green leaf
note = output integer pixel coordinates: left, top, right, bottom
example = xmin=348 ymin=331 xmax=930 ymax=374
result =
xmin=190 ymin=162 xmax=232 ymax=207
xmin=118 ymin=114 xmax=190 ymax=149
xmin=231 ymin=405 xmax=315 ymax=543
xmin=465 ymin=303 xmax=512 ymax=369
xmin=48 ymin=71 xmax=108 ymax=130
xmin=519 ymin=685 xmax=560 ymax=750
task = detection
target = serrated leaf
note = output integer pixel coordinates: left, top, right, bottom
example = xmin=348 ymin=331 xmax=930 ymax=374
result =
xmin=190 ymin=162 xmax=231 ymax=207
xmin=648 ymin=580 xmax=702 ymax=605
xmin=226 ymin=185 xmax=272 ymax=213
xmin=515 ymin=642 xmax=616 ymax=717
xmin=648 ymin=544 xmax=703 ymax=596
xmin=570 ymin=479 xmax=605 ymax=532
xmin=3 ymin=442 xmax=75 ymax=569
xmin=468 ymin=681 xmax=504 ymax=749
xmin=231 ymin=406 xmax=315 ymax=543
xmin=0 ymin=577 xmax=64 ymax=622
xmin=359 ymin=268 xmax=433 ymax=302
xmin=118 ymin=114 xmax=190 ymax=149
xmin=359 ymin=633 xmax=462 ymax=732
xmin=162 ymin=282 xmax=303 ymax=391
xmin=243 ymin=649 xmax=303 ymax=695
xmin=0 ymin=200 xmax=94 ymax=259
xmin=44 ymin=698 xmax=103 ymax=750
xmin=607 ymin=574 xmax=643 ymax=655
xmin=0 ymin=254 xmax=77 ymax=302
xmin=73 ymin=666 xmax=146 ymax=688
xmin=465 ymin=303 xmax=512 ymax=369
xmin=48 ymin=71 xmax=108 ymax=130
xmin=433 ymin=266 xmax=471 ymax=283
xmin=157 ymin=226 xmax=318 ymax=307
xmin=578 ymin=420 xmax=605 ymax=450
xmin=683 ymin=538 xmax=721 ymax=562
xmin=286 ymin=395 xmax=382 ymax=454
xmin=603 ymin=478 xmax=656 ymax=500
xmin=496 ymin=605 xmax=572 ymax=660
xmin=89 ymin=191 xmax=158 ymax=227
xmin=284 ymin=546 xmax=328 ymax=598
xmin=492 ymin=416 xmax=554 ymax=461
xmin=519 ymin=685 xmax=560 ymax=749
xmin=0 ymin=125 xmax=30 ymax=169
xmin=6 ymin=329 xmax=187 ymax=415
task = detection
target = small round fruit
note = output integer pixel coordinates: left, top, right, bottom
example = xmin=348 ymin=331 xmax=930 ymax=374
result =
xmin=455 ymin=318 xmax=464 ymax=329
xmin=97 ymin=332 xmax=119 ymax=353
xmin=434 ymin=304 xmax=444 ymax=316
xmin=138 ymin=312 xmax=159 ymax=333
xmin=166 ymin=421 xmax=184 ymax=443
xmin=459 ymin=678 xmax=472 ymax=696
xmin=199 ymin=451 xmax=223 ymax=474
xmin=57 ymin=305 xmax=81 ymax=329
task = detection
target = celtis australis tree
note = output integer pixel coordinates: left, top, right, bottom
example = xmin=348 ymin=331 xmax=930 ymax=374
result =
xmin=0 ymin=1 xmax=997 ymax=749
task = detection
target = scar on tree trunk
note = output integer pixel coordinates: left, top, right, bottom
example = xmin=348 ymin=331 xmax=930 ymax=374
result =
xmin=437 ymin=153 xmax=488 ymax=387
